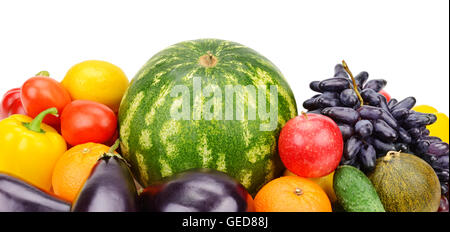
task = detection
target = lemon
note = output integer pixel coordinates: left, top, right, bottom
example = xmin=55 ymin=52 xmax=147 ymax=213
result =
xmin=413 ymin=105 xmax=449 ymax=143
xmin=62 ymin=60 xmax=129 ymax=112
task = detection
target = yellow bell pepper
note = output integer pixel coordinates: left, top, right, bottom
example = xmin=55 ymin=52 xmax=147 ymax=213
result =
xmin=413 ymin=105 xmax=449 ymax=143
xmin=0 ymin=108 xmax=67 ymax=191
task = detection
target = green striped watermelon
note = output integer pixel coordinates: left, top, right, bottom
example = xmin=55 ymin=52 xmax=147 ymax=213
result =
xmin=118 ymin=39 xmax=297 ymax=194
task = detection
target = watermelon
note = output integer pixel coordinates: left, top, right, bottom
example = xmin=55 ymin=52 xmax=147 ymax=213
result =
xmin=118 ymin=39 xmax=297 ymax=194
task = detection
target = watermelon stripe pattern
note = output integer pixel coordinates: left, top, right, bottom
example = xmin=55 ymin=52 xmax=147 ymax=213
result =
xmin=119 ymin=39 xmax=297 ymax=194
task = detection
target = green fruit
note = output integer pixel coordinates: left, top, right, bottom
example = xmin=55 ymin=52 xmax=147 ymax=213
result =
xmin=334 ymin=165 xmax=385 ymax=212
xmin=118 ymin=39 xmax=297 ymax=194
xmin=368 ymin=151 xmax=441 ymax=212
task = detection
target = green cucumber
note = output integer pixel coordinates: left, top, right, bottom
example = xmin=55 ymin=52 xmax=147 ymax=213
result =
xmin=333 ymin=165 xmax=385 ymax=212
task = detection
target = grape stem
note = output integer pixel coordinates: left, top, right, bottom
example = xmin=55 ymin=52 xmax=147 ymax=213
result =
xmin=342 ymin=60 xmax=364 ymax=107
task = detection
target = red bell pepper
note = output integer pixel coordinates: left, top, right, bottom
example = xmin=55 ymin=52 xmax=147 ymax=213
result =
xmin=0 ymin=88 xmax=26 ymax=120
xmin=20 ymin=71 xmax=72 ymax=128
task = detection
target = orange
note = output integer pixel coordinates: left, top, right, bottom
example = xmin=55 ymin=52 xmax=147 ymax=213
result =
xmin=254 ymin=176 xmax=332 ymax=212
xmin=284 ymin=169 xmax=337 ymax=203
xmin=51 ymin=143 xmax=111 ymax=202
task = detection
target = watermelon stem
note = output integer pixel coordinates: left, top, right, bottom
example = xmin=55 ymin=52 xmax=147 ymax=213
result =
xmin=342 ymin=60 xmax=364 ymax=107
xmin=199 ymin=52 xmax=218 ymax=68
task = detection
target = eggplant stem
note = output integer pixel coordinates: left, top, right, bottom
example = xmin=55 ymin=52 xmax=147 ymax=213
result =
xmin=101 ymin=140 xmax=132 ymax=167
xmin=108 ymin=139 xmax=120 ymax=154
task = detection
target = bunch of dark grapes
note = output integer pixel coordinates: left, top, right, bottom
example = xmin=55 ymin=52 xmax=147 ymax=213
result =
xmin=302 ymin=61 xmax=449 ymax=210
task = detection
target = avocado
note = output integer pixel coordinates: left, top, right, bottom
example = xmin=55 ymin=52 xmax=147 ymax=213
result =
xmin=333 ymin=165 xmax=385 ymax=212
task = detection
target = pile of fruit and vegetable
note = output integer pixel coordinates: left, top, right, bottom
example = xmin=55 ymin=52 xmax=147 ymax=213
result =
xmin=0 ymin=39 xmax=448 ymax=212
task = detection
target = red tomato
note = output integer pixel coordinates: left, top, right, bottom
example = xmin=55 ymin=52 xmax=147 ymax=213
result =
xmin=21 ymin=73 xmax=72 ymax=128
xmin=1 ymin=88 xmax=26 ymax=120
xmin=379 ymin=90 xmax=391 ymax=102
xmin=278 ymin=113 xmax=344 ymax=178
xmin=61 ymin=100 xmax=117 ymax=146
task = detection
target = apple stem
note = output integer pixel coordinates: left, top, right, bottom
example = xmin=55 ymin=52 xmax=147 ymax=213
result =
xmin=342 ymin=60 xmax=364 ymax=107
xmin=301 ymin=111 xmax=308 ymax=120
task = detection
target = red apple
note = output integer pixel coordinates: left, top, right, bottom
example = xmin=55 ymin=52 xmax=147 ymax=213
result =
xmin=379 ymin=90 xmax=391 ymax=102
xmin=278 ymin=113 xmax=343 ymax=178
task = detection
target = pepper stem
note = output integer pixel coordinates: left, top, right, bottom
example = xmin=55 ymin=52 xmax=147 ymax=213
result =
xmin=342 ymin=60 xmax=364 ymax=106
xmin=23 ymin=108 xmax=58 ymax=133
xmin=35 ymin=71 xmax=50 ymax=77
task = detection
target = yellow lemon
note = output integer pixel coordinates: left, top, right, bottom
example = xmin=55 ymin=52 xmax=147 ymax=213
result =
xmin=284 ymin=169 xmax=337 ymax=203
xmin=62 ymin=60 xmax=129 ymax=112
xmin=413 ymin=105 xmax=449 ymax=143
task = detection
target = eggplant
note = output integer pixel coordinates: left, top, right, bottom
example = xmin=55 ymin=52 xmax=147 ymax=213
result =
xmin=71 ymin=141 xmax=138 ymax=212
xmin=0 ymin=173 xmax=70 ymax=212
xmin=140 ymin=169 xmax=253 ymax=212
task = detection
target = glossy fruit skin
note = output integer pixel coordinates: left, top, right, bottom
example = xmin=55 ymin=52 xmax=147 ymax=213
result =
xmin=52 ymin=143 xmax=112 ymax=202
xmin=368 ymin=152 xmax=441 ymax=212
xmin=390 ymin=97 xmax=416 ymax=112
xmin=140 ymin=169 xmax=253 ymax=212
xmin=0 ymin=109 xmax=67 ymax=191
xmin=0 ymin=173 xmax=70 ymax=212
xmin=0 ymin=88 xmax=26 ymax=120
xmin=321 ymin=107 xmax=360 ymax=125
xmin=21 ymin=75 xmax=72 ymax=128
xmin=318 ymin=78 xmax=351 ymax=92
xmin=71 ymin=155 xmax=138 ymax=212
xmin=279 ymin=113 xmax=343 ymax=178
xmin=254 ymin=176 xmax=332 ymax=212
xmin=62 ymin=60 xmax=129 ymax=112
xmin=364 ymin=79 xmax=387 ymax=92
xmin=61 ymin=100 xmax=117 ymax=146
xmin=119 ymin=39 xmax=297 ymax=195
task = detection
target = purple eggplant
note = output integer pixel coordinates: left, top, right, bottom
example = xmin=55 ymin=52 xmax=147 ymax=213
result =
xmin=71 ymin=141 xmax=138 ymax=212
xmin=0 ymin=173 xmax=70 ymax=212
xmin=139 ymin=169 xmax=254 ymax=212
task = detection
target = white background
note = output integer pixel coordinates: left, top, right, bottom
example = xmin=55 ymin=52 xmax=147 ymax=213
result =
xmin=0 ymin=0 xmax=449 ymax=114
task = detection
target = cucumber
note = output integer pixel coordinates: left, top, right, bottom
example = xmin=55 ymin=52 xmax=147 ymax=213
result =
xmin=333 ymin=165 xmax=385 ymax=212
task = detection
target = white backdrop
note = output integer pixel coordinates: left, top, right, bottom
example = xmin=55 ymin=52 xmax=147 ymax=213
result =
xmin=0 ymin=0 xmax=448 ymax=115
